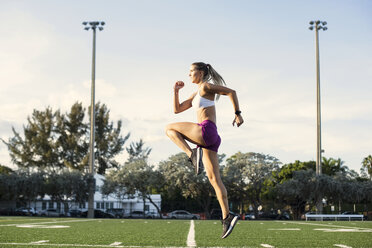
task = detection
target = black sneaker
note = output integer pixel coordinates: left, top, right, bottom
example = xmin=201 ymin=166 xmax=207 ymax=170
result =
xmin=221 ymin=213 xmax=238 ymax=239
xmin=188 ymin=148 xmax=204 ymax=175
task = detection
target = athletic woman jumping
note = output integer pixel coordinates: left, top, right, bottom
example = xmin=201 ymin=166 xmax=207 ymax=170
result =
xmin=165 ymin=62 xmax=244 ymax=239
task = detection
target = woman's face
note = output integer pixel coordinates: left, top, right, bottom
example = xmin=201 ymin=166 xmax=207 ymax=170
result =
xmin=189 ymin=65 xmax=203 ymax=84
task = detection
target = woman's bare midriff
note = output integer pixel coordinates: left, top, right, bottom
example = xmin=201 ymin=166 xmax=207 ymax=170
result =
xmin=196 ymin=106 xmax=216 ymax=124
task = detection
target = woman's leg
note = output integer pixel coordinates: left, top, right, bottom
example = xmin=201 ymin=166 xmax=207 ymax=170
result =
xmin=165 ymin=122 xmax=206 ymax=157
xmin=202 ymin=148 xmax=229 ymax=219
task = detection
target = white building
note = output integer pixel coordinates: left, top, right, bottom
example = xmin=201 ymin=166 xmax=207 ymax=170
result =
xmin=30 ymin=174 xmax=161 ymax=214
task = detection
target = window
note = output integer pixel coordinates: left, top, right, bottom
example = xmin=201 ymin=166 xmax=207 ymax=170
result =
xmin=100 ymin=202 xmax=104 ymax=209
xmin=110 ymin=202 xmax=114 ymax=209
xmin=79 ymin=203 xmax=86 ymax=209
xmin=56 ymin=202 xmax=61 ymax=210
xmin=145 ymin=205 xmax=149 ymax=211
xmin=106 ymin=202 xmax=110 ymax=209
xmin=48 ymin=202 xmax=54 ymax=209
xmin=96 ymin=202 xmax=100 ymax=209
xmin=42 ymin=202 xmax=47 ymax=210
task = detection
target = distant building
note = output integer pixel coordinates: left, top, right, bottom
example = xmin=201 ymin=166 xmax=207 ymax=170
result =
xmin=30 ymin=174 xmax=161 ymax=214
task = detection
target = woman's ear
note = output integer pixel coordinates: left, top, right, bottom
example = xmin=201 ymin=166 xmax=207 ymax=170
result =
xmin=199 ymin=71 xmax=204 ymax=80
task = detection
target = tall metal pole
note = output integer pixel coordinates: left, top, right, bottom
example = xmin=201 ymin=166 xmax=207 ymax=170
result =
xmin=315 ymin=24 xmax=322 ymax=176
xmin=309 ymin=20 xmax=327 ymax=214
xmin=87 ymin=26 xmax=96 ymax=219
xmin=309 ymin=20 xmax=327 ymax=176
xmin=83 ymin=21 xmax=105 ymax=219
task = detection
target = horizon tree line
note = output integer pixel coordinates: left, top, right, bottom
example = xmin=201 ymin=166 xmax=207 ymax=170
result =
xmin=1 ymin=103 xmax=371 ymax=219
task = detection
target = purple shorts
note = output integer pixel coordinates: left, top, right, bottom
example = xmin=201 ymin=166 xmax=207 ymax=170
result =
xmin=197 ymin=120 xmax=221 ymax=153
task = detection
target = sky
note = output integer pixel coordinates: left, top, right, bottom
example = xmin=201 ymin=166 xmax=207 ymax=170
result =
xmin=0 ymin=0 xmax=371 ymax=173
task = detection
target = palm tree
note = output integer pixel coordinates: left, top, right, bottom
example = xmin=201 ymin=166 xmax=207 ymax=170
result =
xmin=321 ymin=157 xmax=348 ymax=176
xmin=334 ymin=158 xmax=349 ymax=174
xmin=362 ymin=155 xmax=372 ymax=179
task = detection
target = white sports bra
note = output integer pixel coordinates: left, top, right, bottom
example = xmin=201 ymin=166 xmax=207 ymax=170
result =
xmin=192 ymin=90 xmax=215 ymax=110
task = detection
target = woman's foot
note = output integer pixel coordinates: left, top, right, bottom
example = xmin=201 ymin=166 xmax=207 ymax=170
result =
xmin=189 ymin=147 xmax=204 ymax=175
xmin=221 ymin=213 xmax=238 ymax=239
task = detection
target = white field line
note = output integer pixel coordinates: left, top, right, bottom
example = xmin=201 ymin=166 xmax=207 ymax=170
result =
xmin=261 ymin=244 xmax=275 ymax=248
xmin=334 ymin=245 xmax=352 ymax=248
xmin=109 ymin=242 xmax=122 ymax=246
xmin=0 ymin=242 xmax=137 ymax=247
xmin=0 ymin=243 xmax=208 ymax=248
xmin=0 ymin=219 xmax=97 ymax=227
xmin=314 ymin=228 xmax=372 ymax=233
xmin=17 ymin=224 xmax=70 ymax=229
xmin=186 ymin=220 xmax=196 ymax=247
xmin=30 ymin=241 xmax=50 ymax=244
xmin=276 ymin=221 xmax=372 ymax=231
xmin=267 ymin=228 xmax=301 ymax=231
xmin=0 ymin=244 xmax=242 ymax=248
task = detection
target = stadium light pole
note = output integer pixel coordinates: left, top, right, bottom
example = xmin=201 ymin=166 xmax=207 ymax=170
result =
xmin=83 ymin=21 xmax=105 ymax=219
xmin=309 ymin=20 xmax=327 ymax=177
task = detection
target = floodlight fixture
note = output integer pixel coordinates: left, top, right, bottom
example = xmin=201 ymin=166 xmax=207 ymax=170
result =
xmin=82 ymin=21 xmax=105 ymax=31
xmin=309 ymin=20 xmax=327 ymax=32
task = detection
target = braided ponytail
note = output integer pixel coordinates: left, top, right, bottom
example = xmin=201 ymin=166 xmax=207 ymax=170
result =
xmin=192 ymin=62 xmax=226 ymax=100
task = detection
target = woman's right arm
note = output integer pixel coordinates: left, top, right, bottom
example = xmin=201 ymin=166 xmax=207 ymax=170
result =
xmin=173 ymin=81 xmax=195 ymax=114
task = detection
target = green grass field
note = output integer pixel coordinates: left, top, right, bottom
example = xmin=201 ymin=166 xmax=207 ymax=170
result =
xmin=0 ymin=217 xmax=371 ymax=248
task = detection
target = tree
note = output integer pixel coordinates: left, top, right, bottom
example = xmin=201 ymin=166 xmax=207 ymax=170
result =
xmin=93 ymin=102 xmax=129 ymax=174
xmin=158 ymin=153 xmax=214 ymax=217
xmin=275 ymin=166 xmax=371 ymax=219
xmin=0 ymin=165 xmax=14 ymax=175
xmin=2 ymin=102 xmax=129 ymax=174
xmin=266 ymin=160 xmax=315 ymax=214
xmin=360 ymin=180 xmax=372 ymax=203
xmin=276 ymin=170 xmax=315 ymax=219
xmin=0 ymin=171 xmax=46 ymax=205
xmin=0 ymin=170 xmax=91 ymax=210
xmin=224 ymin=152 xmax=281 ymax=216
xmin=0 ymin=173 xmax=18 ymax=201
xmin=222 ymin=154 xmax=249 ymax=214
xmin=126 ymin=139 xmax=152 ymax=163
xmin=272 ymin=160 xmax=315 ymax=184
xmin=45 ymin=171 xmax=92 ymax=212
xmin=362 ymin=155 xmax=372 ymax=179
xmin=105 ymin=159 xmax=164 ymax=218
xmin=101 ymin=173 xmax=128 ymax=202
xmin=2 ymin=107 xmax=61 ymax=172
xmin=321 ymin=157 xmax=349 ymax=176
xmin=103 ymin=140 xmax=164 ymax=217
xmin=56 ymin=102 xmax=89 ymax=171
xmin=275 ymin=170 xmax=339 ymax=219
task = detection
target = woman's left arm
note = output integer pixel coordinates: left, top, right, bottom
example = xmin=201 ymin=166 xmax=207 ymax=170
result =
xmin=203 ymin=83 xmax=244 ymax=127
